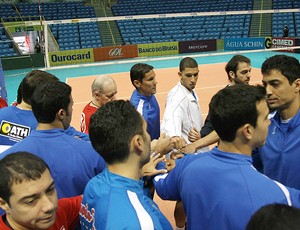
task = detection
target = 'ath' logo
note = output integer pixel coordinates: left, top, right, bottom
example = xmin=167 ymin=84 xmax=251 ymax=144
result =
xmin=0 ymin=120 xmax=31 ymax=142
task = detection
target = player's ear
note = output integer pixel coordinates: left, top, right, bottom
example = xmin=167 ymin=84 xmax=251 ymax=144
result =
xmin=56 ymin=109 xmax=65 ymax=120
xmin=228 ymin=71 xmax=235 ymax=82
xmin=241 ymin=124 xmax=253 ymax=141
xmin=293 ymin=78 xmax=300 ymax=93
xmin=131 ymin=134 xmax=143 ymax=156
xmin=93 ymin=90 xmax=100 ymax=99
xmin=133 ymin=80 xmax=141 ymax=89
xmin=0 ymin=197 xmax=10 ymax=213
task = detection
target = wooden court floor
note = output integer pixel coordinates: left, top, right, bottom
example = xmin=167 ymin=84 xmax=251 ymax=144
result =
xmin=67 ymin=63 xmax=262 ymax=228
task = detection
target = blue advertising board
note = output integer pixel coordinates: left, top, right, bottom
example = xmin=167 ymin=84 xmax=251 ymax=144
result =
xmin=224 ymin=38 xmax=265 ymax=51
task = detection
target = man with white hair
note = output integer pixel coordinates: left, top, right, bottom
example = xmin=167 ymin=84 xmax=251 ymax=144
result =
xmin=80 ymin=75 xmax=117 ymax=133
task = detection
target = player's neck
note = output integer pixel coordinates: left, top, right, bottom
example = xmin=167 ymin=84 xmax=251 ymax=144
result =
xmin=91 ymin=100 xmax=99 ymax=108
xmin=108 ymin=162 xmax=140 ymax=181
xmin=218 ymin=141 xmax=252 ymax=157
xmin=36 ymin=120 xmax=65 ymax=131
xmin=279 ymin=98 xmax=300 ymax=120
xmin=6 ymin=214 xmax=28 ymax=230
xmin=17 ymin=101 xmax=32 ymax=110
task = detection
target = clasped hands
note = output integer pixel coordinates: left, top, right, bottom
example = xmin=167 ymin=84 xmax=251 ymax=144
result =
xmin=141 ymin=134 xmax=187 ymax=177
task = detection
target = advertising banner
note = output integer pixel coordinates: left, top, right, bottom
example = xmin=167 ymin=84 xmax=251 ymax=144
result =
xmin=49 ymin=49 xmax=94 ymax=67
xmin=264 ymin=37 xmax=272 ymax=49
xmin=94 ymin=45 xmax=138 ymax=61
xmin=179 ymin=40 xmax=217 ymax=53
xmin=138 ymin=42 xmax=179 ymax=57
xmin=268 ymin=37 xmax=296 ymax=52
xmin=224 ymin=38 xmax=265 ymax=51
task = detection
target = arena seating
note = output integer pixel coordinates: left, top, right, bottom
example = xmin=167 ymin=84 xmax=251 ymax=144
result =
xmin=0 ymin=1 xmax=102 ymax=55
xmin=113 ymin=0 xmax=252 ymax=44
xmin=0 ymin=26 xmax=16 ymax=57
xmin=271 ymin=0 xmax=298 ymax=37
xmin=16 ymin=2 xmax=96 ymax=21
xmin=0 ymin=3 xmax=17 ymax=22
xmin=17 ymin=2 xmax=101 ymax=50
xmin=0 ymin=4 xmax=17 ymax=57
xmin=51 ymin=22 xmax=102 ymax=50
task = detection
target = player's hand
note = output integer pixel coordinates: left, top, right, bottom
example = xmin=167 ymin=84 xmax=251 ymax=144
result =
xmin=165 ymin=159 xmax=176 ymax=172
xmin=142 ymin=153 xmax=167 ymax=177
xmin=171 ymin=136 xmax=187 ymax=150
xmin=181 ymin=142 xmax=197 ymax=154
xmin=188 ymin=127 xmax=201 ymax=142
xmin=155 ymin=133 xmax=174 ymax=156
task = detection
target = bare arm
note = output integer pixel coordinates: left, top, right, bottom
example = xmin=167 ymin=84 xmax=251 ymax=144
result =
xmin=183 ymin=130 xmax=219 ymax=154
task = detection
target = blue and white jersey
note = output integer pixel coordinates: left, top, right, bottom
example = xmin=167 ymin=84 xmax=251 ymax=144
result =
xmin=80 ymin=168 xmax=172 ymax=230
xmin=154 ymin=147 xmax=300 ymax=230
xmin=130 ymin=89 xmax=160 ymax=140
xmin=256 ymin=109 xmax=300 ymax=189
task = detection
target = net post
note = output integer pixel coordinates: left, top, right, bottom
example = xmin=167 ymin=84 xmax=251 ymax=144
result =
xmin=44 ymin=21 xmax=50 ymax=69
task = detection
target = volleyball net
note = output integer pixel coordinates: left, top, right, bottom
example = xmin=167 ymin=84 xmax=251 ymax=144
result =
xmin=3 ymin=7 xmax=300 ymax=69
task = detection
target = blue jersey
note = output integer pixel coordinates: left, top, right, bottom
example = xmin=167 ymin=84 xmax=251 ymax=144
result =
xmin=80 ymin=168 xmax=172 ymax=230
xmin=154 ymin=147 xmax=300 ymax=230
xmin=65 ymin=126 xmax=90 ymax=141
xmin=0 ymin=129 xmax=105 ymax=198
xmin=0 ymin=106 xmax=37 ymax=145
xmin=0 ymin=106 xmax=89 ymax=145
xmin=130 ymin=89 xmax=160 ymax=140
xmin=255 ymin=109 xmax=300 ymax=189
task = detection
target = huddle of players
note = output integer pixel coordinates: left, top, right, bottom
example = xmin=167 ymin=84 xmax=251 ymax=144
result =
xmin=1 ymin=53 xmax=300 ymax=230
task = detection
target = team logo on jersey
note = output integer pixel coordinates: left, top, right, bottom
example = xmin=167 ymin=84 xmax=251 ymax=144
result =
xmin=80 ymin=203 xmax=96 ymax=230
xmin=0 ymin=120 xmax=31 ymax=142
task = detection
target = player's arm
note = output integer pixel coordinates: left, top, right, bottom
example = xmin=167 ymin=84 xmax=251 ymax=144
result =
xmin=183 ymin=131 xmax=219 ymax=154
